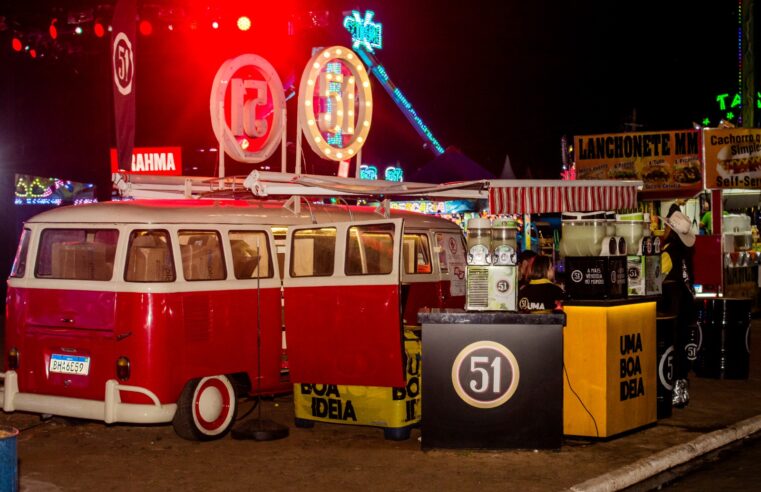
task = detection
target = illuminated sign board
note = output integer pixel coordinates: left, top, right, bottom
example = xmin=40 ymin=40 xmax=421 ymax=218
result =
xmin=298 ymin=46 xmax=373 ymax=162
xmin=343 ymin=10 xmax=383 ymax=53
xmin=210 ymin=54 xmax=286 ymax=163
xmin=702 ymin=91 xmax=761 ymax=126
xmin=359 ymin=164 xmax=378 ymax=180
xmin=110 ymin=146 xmax=182 ymax=175
xmin=15 ymin=174 xmax=96 ymax=206
xmin=384 ymin=166 xmax=403 ymax=182
xmin=359 ymin=164 xmax=404 ymax=182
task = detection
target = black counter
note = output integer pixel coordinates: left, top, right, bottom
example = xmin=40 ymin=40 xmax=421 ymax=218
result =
xmin=418 ymin=308 xmax=564 ymax=450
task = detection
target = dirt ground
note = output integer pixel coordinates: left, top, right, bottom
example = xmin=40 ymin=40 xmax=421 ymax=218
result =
xmin=1 ymin=320 xmax=760 ymax=492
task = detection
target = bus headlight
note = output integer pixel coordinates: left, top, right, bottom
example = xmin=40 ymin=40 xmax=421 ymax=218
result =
xmin=115 ymin=356 xmax=130 ymax=381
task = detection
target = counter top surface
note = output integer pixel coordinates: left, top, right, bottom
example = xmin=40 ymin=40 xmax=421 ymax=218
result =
xmin=564 ymin=296 xmax=660 ymax=307
xmin=418 ymin=308 xmax=566 ymax=325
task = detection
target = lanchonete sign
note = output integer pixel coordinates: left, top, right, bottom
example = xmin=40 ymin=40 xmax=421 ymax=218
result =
xmin=574 ymin=130 xmax=702 ymax=196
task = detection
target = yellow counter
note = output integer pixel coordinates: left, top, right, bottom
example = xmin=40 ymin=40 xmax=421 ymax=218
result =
xmin=563 ymin=299 xmax=657 ymax=438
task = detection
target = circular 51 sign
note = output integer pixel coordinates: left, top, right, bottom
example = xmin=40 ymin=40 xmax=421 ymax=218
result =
xmin=210 ymin=54 xmax=286 ymax=164
xmin=298 ymin=45 xmax=373 ymax=162
xmin=451 ymin=341 xmax=520 ymax=409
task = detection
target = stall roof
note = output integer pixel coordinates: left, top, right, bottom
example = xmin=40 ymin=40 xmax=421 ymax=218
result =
xmin=489 ymin=179 xmax=642 ymax=215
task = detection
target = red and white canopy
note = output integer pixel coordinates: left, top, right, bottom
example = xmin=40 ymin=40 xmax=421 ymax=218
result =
xmin=488 ymin=180 xmax=641 ymax=215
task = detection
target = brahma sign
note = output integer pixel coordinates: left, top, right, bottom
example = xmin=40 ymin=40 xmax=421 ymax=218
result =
xmin=110 ymin=147 xmax=182 ymax=175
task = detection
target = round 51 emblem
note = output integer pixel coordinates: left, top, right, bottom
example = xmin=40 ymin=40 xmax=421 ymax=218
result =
xmin=210 ymin=54 xmax=286 ymax=163
xmin=451 ymin=341 xmax=520 ymax=409
xmin=298 ymin=45 xmax=373 ymax=161
xmin=112 ymin=32 xmax=134 ymax=96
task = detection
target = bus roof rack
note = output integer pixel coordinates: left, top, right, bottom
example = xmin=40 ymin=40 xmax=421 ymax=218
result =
xmin=112 ymin=171 xmax=489 ymax=201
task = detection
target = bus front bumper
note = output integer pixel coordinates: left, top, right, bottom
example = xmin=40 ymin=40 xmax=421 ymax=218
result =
xmin=0 ymin=370 xmax=177 ymax=424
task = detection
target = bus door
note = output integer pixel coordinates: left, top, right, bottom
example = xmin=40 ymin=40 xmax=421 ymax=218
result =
xmin=283 ymin=219 xmax=404 ymax=388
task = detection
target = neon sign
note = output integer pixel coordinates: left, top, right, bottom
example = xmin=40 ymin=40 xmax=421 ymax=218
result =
xmin=298 ymin=46 xmax=373 ymax=162
xmin=384 ymin=166 xmax=403 ymax=182
xmin=360 ymin=165 xmax=378 ymax=180
xmin=343 ymin=10 xmax=382 ymax=53
xmin=704 ymin=91 xmax=761 ymax=125
xmin=15 ymin=175 xmax=96 ymax=206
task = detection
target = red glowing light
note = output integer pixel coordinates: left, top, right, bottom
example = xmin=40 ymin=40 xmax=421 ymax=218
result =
xmin=237 ymin=16 xmax=251 ymax=31
xmin=11 ymin=37 xmax=22 ymax=52
xmin=49 ymin=18 xmax=58 ymax=39
xmin=139 ymin=20 xmax=153 ymax=36
xmin=211 ymin=21 xmax=219 ymax=29
xmin=29 ymin=49 xmax=37 ymax=58
xmin=94 ymin=22 xmax=105 ymax=38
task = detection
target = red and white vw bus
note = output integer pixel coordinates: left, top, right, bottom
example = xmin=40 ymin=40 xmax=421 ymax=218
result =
xmin=1 ymin=199 xmax=465 ymax=440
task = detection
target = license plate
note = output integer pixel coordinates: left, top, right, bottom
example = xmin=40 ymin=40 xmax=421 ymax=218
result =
xmin=49 ymin=354 xmax=90 ymax=376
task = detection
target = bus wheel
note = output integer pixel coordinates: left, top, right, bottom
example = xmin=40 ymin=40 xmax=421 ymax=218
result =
xmin=173 ymin=375 xmax=238 ymax=441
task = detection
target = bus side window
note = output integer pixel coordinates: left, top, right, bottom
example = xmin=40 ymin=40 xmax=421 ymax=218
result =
xmin=346 ymin=224 xmax=395 ymax=275
xmin=290 ymin=228 xmax=336 ymax=277
xmin=178 ymin=231 xmax=226 ymax=281
xmin=403 ymin=233 xmax=432 ymax=274
xmin=228 ymin=231 xmax=273 ymax=279
xmin=10 ymin=228 xmax=31 ymax=278
xmin=36 ymin=228 xmax=119 ymax=281
xmin=125 ymin=230 xmax=176 ymax=282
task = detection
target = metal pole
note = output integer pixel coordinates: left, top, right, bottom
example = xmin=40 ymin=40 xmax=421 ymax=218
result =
xmin=281 ymin=108 xmax=287 ymax=173
xmin=218 ymin=104 xmax=225 ymax=178
xmin=295 ymin=102 xmax=303 ymax=176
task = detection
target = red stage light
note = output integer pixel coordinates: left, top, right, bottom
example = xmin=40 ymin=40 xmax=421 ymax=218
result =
xmin=11 ymin=37 xmax=22 ymax=52
xmin=139 ymin=20 xmax=153 ymax=36
xmin=49 ymin=18 xmax=58 ymax=39
xmin=29 ymin=49 xmax=37 ymax=58
xmin=237 ymin=16 xmax=251 ymax=31
xmin=94 ymin=22 xmax=105 ymax=38
xmin=211 ymin=21 xmax=219 ymax=29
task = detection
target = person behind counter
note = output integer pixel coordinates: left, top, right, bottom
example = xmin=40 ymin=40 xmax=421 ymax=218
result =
xmin=660 ymin=211 xmax=697 ymax=408
xmin=517 ymin=249 xmax=538 ymax=289
xmin=517 ymin=255 xmax=567 ymax=313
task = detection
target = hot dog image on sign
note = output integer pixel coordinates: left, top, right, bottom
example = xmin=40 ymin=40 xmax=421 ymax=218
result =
xmin=298 ymin=46 xmax=373 ymax=161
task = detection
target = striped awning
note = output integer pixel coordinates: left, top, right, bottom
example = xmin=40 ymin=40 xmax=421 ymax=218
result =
xmin=488 ymin=180 xmax=641 ymax=215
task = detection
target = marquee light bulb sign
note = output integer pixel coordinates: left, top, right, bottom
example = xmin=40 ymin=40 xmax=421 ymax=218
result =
xmin=210 ymin=54 xmax=286 ymax=163
xmin=210 ymin=47 xmax=373 ymax=169
xmin=298 ymin=46 xmax=373 ymax=162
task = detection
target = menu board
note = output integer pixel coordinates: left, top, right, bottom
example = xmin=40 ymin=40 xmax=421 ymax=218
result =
xmin=574 ymin=130 xmax=702 ymax=196
xmin=703 ymin=128 xmax=761 ymax=190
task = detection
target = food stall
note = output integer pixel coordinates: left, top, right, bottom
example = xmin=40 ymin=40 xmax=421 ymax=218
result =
xmin=697 ymin=127 xmax=761 ymax=314
xmin=574 ymin=129 xmax=710 ymax=420
xmin=487 ymin=180 xmax=659 ymax=438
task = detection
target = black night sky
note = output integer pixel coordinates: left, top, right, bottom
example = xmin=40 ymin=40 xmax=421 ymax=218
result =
xmin=0 ymin=0 xmax=750 ymax=189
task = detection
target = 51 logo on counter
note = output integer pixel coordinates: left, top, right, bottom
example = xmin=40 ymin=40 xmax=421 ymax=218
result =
xmin=451 ymin=341 xmax=520 ymax=409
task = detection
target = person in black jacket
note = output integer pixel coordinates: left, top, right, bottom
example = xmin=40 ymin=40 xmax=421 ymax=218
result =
xmin=517 ymin=255 xmax=566 ymax=313
xmin=517 ymin=249 xmax=538 ymax=290
xmin=660 ymin=211 xmax=696 ymax=408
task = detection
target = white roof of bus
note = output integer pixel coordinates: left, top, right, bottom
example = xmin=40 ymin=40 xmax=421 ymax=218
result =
xmin=25 ymin=199 xmax=463 ymax=231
